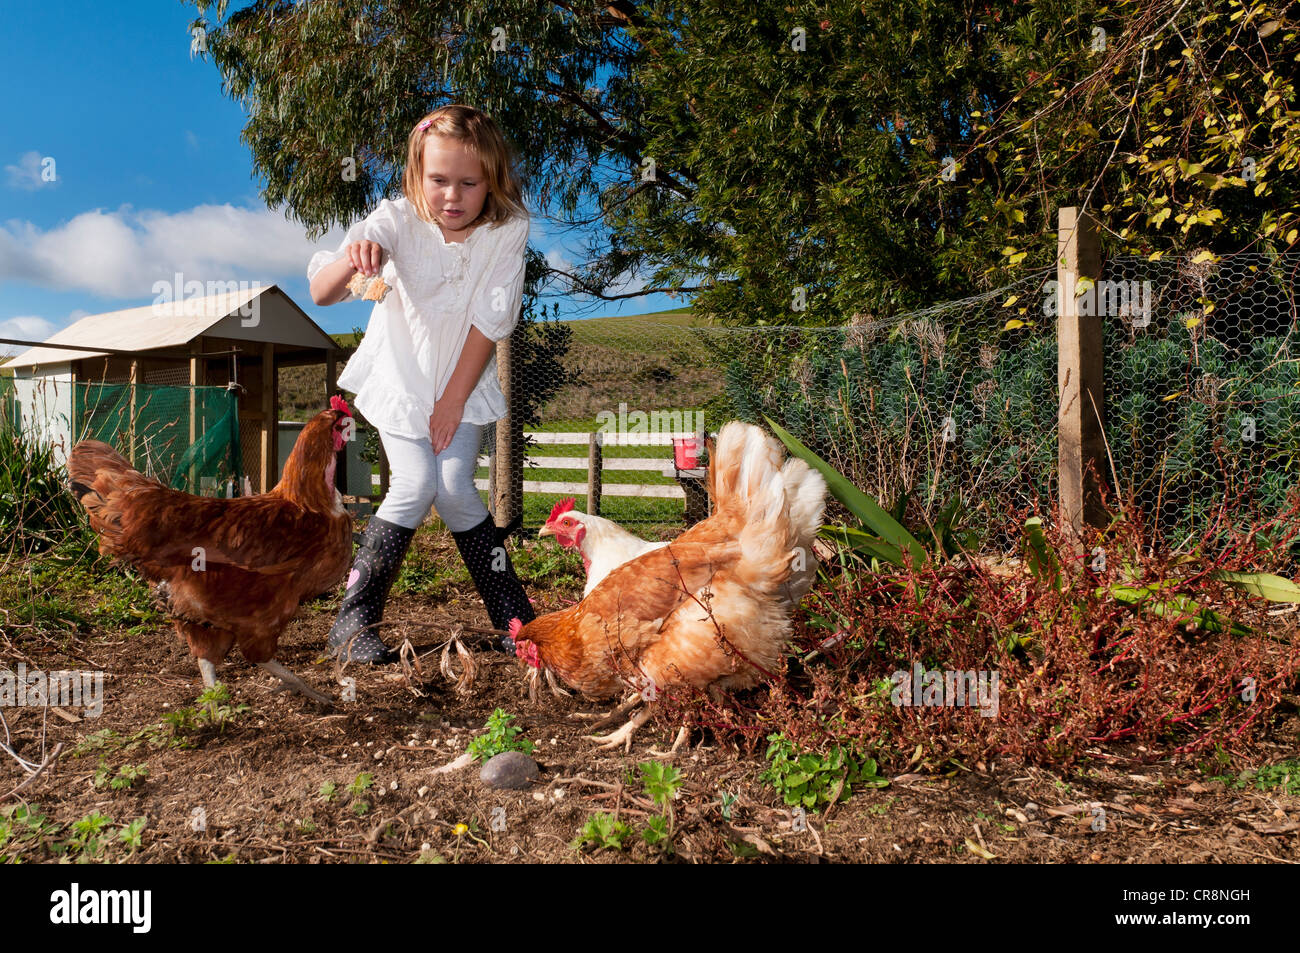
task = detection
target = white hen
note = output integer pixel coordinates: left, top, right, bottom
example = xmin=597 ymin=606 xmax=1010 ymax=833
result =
xmin=538 ymin=498 xmax=669 ymax=596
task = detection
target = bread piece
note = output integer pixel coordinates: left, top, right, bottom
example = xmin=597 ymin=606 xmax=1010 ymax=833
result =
xmin=347 ymin=271 xmax=391 ymax=302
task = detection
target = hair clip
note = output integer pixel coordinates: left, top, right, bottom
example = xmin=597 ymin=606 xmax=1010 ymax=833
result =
xmin=417 ymin=117 xmax=434 ymax=132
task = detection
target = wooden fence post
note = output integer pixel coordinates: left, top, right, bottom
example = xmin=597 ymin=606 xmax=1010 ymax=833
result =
xmin=128 ymin=358 xmax=139 ymax=468
xmin=493 ymin=333 xmax=523 ymax=528
xmin=1057 ymin=206 xmax=1106 ymax=538
xmin=587 ymin=431 xmax=603 ymax=515
xmin=189 ymin=339 xmax=201 ymax=492
xmin=260 ymin=342 xmax=275 ymax=493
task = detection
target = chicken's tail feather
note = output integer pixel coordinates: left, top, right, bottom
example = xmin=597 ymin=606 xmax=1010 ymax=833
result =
xmin=780 ymin=457 xmax=828 ymax=549
xmin=68 ymin=439 xmax=150 ymax=544
xmin=708 ymin=422 xmax=783 ymax=516
xmin=708 ymin=422 xmax=815 ymax=595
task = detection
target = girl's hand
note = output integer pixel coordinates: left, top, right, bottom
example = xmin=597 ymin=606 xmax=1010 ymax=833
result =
xmin=347 ymin=240 xmax=386 ymax=277
xmin=428 ymin=397 xmax=466 ymax=454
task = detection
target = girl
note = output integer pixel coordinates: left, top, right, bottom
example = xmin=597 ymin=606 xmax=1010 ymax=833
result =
xmin=307 ymin=104 xmax=534 ymax=663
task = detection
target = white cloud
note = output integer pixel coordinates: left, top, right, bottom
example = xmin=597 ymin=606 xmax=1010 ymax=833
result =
xmin=605 ymin=272 xmax=647 ymax=296
xmin=0 ymin=204 xmax=346 ymax=300
xmin=0 ymin=315 xmax=59 ymax=357
xmin=0 ymin=314 xmax=58 ymax=340
xmin=544 ymin=246 xmax=575 ymax=274
xmin=543 ymin=245 xmax=645 ymax=298
xmin=5 ymin=150 xmax=56 ymax=191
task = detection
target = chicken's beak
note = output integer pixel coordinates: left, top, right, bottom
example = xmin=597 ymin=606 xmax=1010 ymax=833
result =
xmin=538 ymin=522 xmax=554 ymax=538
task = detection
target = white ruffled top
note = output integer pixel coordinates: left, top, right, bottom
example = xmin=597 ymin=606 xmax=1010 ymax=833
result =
xmin=307 ymin=196 xmax=529 ymax=439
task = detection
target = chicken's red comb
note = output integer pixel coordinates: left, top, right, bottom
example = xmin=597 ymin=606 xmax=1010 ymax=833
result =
xmin=509 ymin=617 xmax=524 ymax=637
xmin=330 ymin=395 xmax=352 ymax=417
xmin=546 ymin=497 xmax=575 ymax=524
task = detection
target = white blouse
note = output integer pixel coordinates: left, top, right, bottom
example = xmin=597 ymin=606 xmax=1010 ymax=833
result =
xmin=306 ymin=196 xmax=529 ymax=440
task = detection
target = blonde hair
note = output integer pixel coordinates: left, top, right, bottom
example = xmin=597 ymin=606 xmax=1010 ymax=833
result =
xmin=402 ymin=104 xmax=528 ymax=229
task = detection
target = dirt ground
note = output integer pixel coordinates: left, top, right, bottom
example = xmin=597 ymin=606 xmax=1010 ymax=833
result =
xmin=3 ymin=531 xmax=1298 ymax=864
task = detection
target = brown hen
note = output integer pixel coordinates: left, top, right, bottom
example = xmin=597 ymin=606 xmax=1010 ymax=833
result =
xmin=511 ymin=421 xmax=827 ymax=750
xmin=67 ymin=398 xmax=355 ymax=703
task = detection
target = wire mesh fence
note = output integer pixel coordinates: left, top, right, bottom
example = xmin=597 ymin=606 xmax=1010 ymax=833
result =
xmin=1101 ymin=252 xmax=1300 ymax=547
xmin=491 ymin=270 xmax=1062 ymax=539
xmin=486 ymin=251 xmax=1298 ymax=549
xmin=0 ymin=377 xmax=239 ymax=495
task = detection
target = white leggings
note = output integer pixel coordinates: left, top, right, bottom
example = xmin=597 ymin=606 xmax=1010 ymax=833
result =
xmin=373 ymin=422 xmax=489 ymax=533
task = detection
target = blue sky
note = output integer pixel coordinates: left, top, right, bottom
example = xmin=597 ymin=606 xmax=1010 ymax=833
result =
xmin=0 ymin=0 xmax=679 ymax=354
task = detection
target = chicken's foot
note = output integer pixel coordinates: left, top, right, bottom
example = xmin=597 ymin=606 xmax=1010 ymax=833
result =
xmin=647 ymin=725 xmax=691 ymax=759
xmin=585 ymin=703 xmax=656 ymax=753
xmin=257 ymin=661 xmax=333 ymax=706
xmin=570 ymin=693 xmax=641 ymax=730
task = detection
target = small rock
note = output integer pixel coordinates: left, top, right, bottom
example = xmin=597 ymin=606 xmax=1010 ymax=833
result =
xmin=480 ymin=751 xmax=540 ymax=790
xmin=373 ymin=751 xmax=383 ymax=761
xmin=533 ymin=791 xmax=546 ymax=801
xmin=553 ymin=788 xmax=566 ymax=800
xmin=390 ymin=780 xmax=399 ymax=791
xmin=418 ymin=786 xmax=430 ymax=798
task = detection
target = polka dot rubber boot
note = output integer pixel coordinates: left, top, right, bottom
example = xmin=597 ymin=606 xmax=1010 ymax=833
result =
xmin=326 ymin=515 xmax=416 ymax=663
xmin=451 ymin=514 xmax=535 ymax=654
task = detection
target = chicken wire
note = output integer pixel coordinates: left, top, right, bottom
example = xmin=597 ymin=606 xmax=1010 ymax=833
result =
xmin=1101 ymin=252 xmax=1300 ymax=547
xmin=486 ymin=253 xmax=1298 ymax=548
xmin=0 ymin=376 xmax=239 ymax=495
xmin=491 ymin=270 xmax=1061 ymax=540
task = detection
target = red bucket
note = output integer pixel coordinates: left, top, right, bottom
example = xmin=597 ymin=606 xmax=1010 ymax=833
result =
xmin=673 ymin=436 xmax=700 ymax=469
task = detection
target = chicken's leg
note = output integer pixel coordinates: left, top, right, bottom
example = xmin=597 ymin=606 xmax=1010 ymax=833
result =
xmin=585 ymin=702 xmax=656 ymax=752
xmin=257 ymin=660 xmax=333 ymax=705
xmin=196 ymin=658 xmax=220 ymax=720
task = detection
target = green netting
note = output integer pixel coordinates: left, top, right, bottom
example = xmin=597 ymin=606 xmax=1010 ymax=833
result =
xmin=0 ymin=377 xmax=239 ymax=495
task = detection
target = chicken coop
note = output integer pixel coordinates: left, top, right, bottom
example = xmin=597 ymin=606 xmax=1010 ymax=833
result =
xmin=0 ymin=285 xmax=357 ymax=496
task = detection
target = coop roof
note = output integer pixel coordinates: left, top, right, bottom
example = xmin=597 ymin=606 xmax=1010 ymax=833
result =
xmin=1 ymin=284 xmax=338 ymax=369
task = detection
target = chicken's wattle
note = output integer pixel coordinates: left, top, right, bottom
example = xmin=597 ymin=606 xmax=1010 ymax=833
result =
xmin=516 ymin=639 xmax=541 ymax=669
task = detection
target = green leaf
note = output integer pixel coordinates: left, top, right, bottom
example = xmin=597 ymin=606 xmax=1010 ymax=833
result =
xmin=765 ymin=416 xmax=926 ymax=564
xmin=818 ymin=525 xmax=905 ymax=566
xmin=1104 ymin=584 xmax=1251 ymax=636
xmin=1210 ymin=570 xmax=1300 ymax=603
xmin=1022 ymin=517 xmax=1061 ymax=589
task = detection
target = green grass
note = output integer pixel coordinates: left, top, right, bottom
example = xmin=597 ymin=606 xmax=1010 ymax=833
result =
xmin=563 ymin=308 xmax=698 ymax=344
xmin=1 ymin=538 xmax=163 ymax=639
